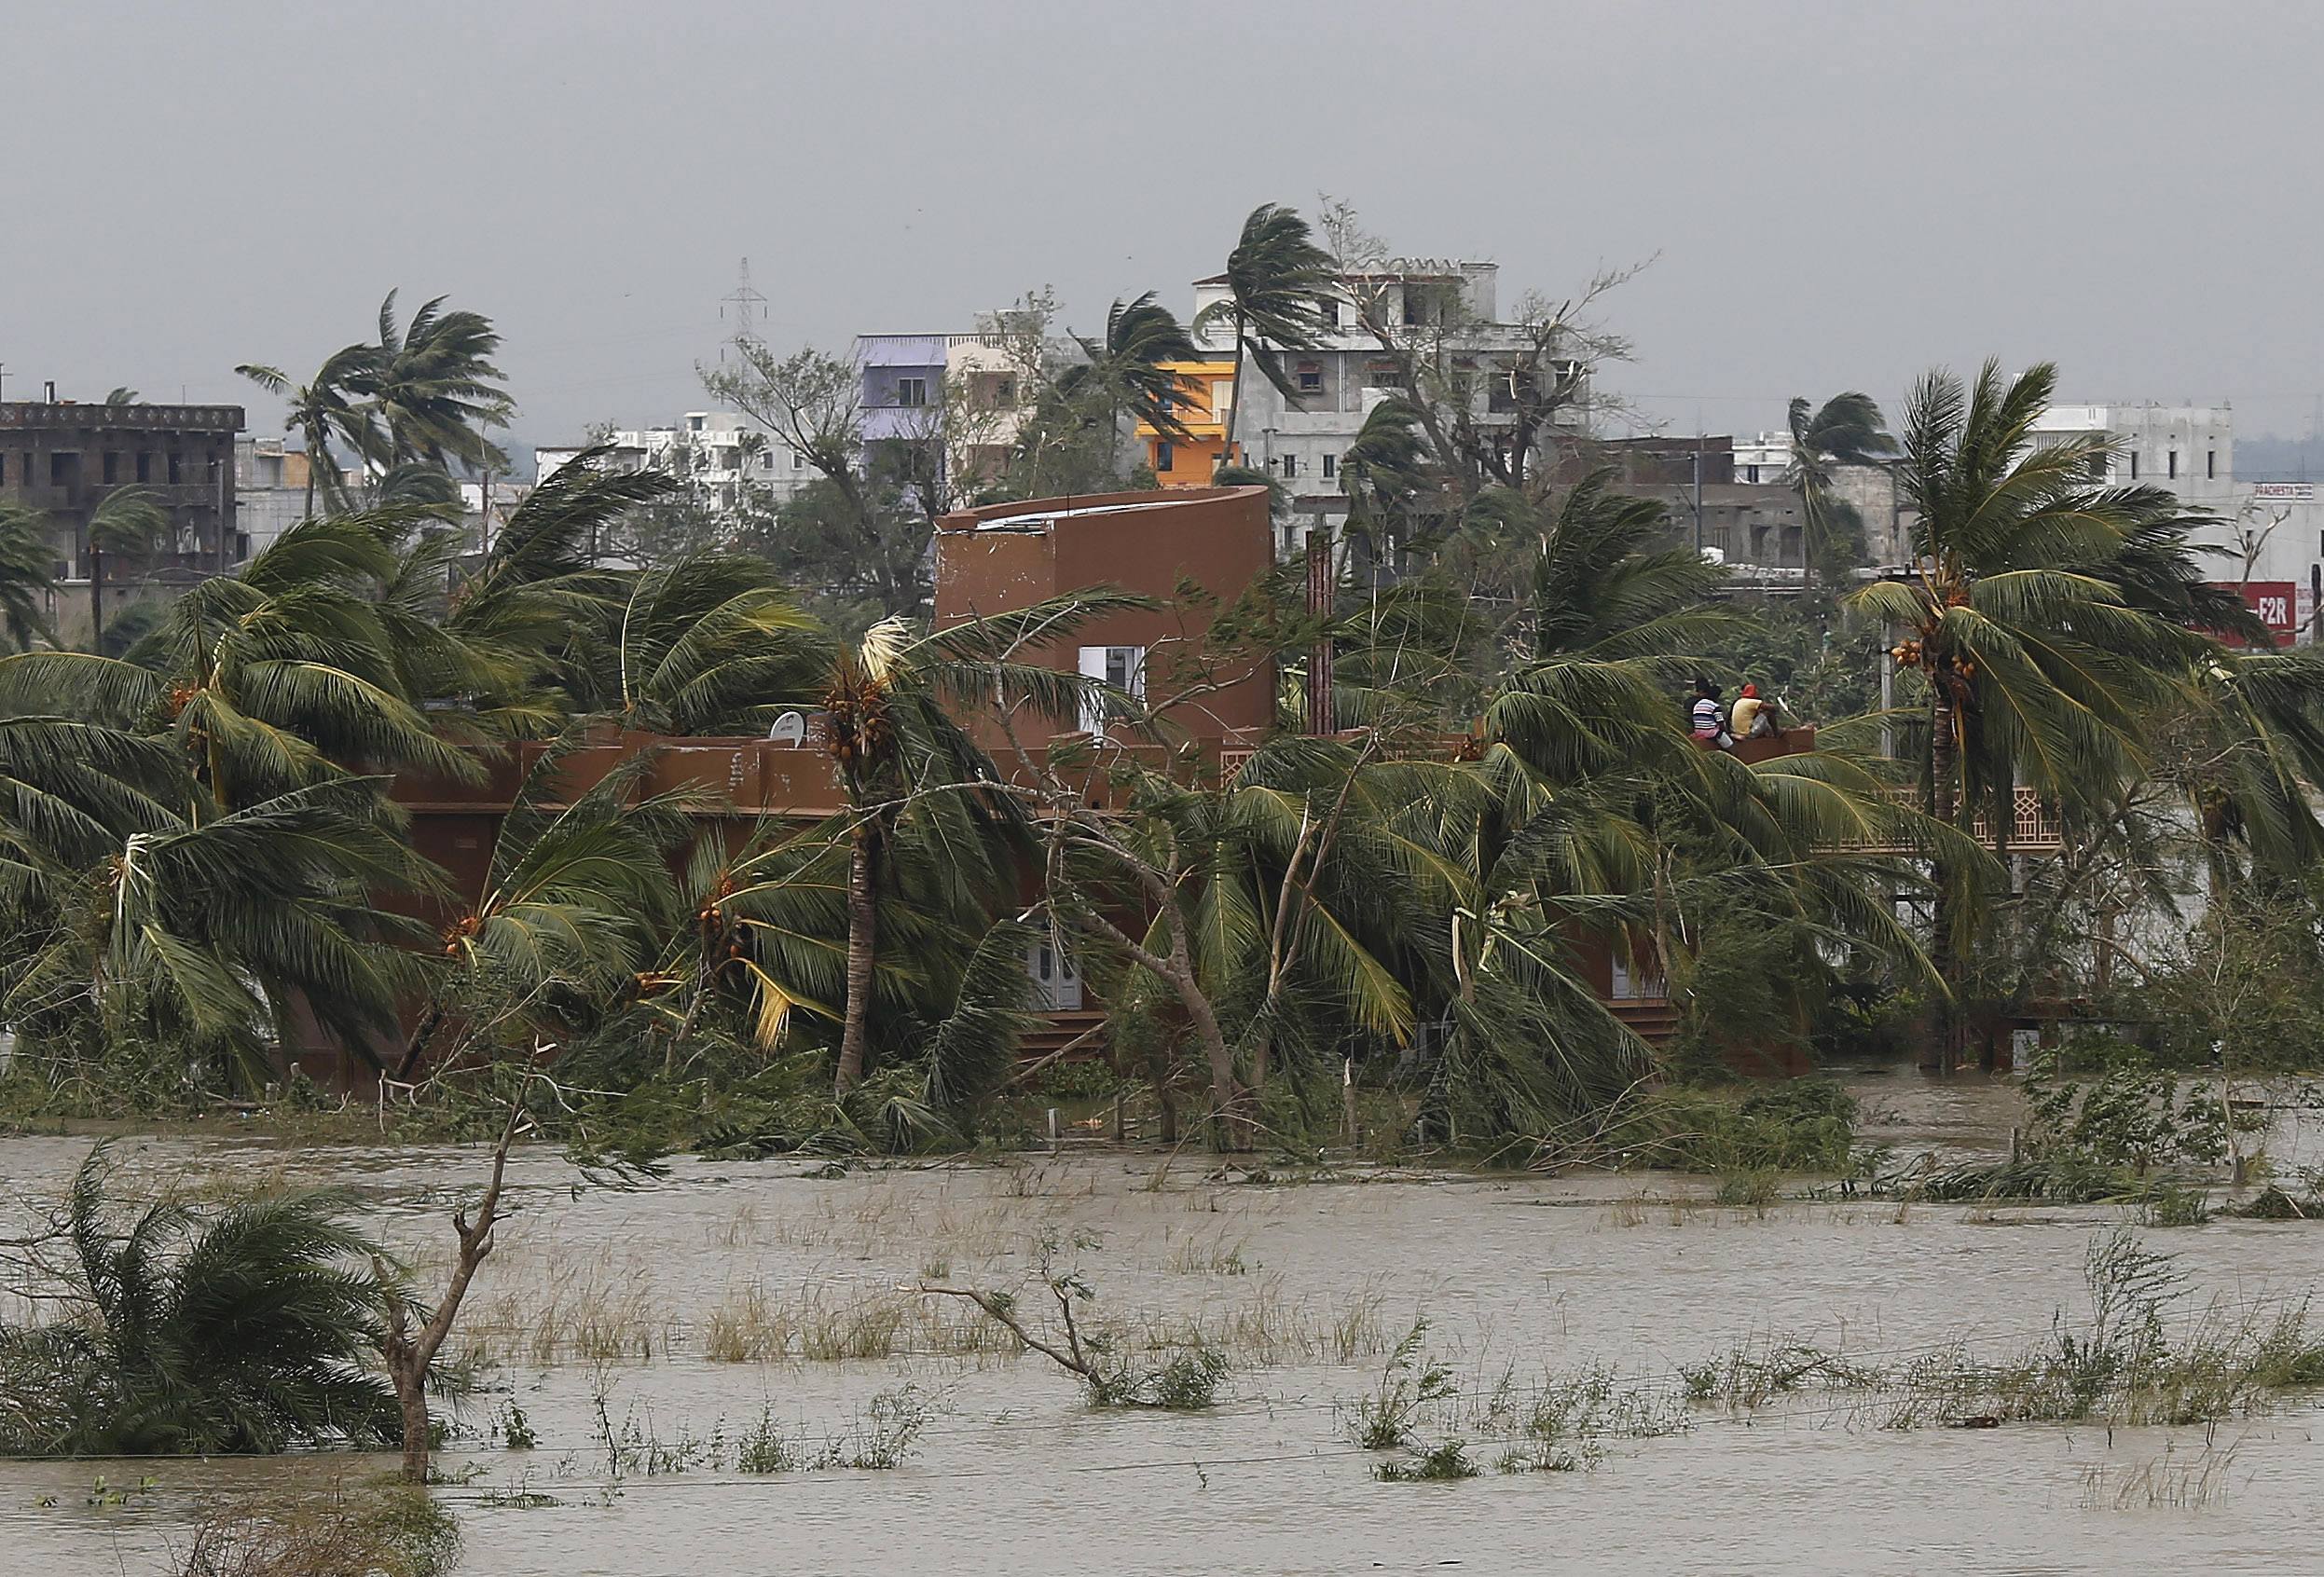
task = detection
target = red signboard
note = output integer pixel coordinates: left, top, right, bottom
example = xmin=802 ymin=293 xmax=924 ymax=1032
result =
xmin=2231 ymin=581 xmax=2301 ymax=647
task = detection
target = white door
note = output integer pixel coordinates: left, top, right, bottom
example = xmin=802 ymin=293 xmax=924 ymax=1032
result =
xmin=1026 ymin=939 xmax=1082 ymax=1011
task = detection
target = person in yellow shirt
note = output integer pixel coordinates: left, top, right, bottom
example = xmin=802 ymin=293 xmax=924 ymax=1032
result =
xmin=1729 ymin=682 xmax=1768 ymax=741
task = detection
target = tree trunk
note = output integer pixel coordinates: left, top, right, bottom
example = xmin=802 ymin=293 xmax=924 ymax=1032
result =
xmin=1221 ymin=311 xmax=1245 ymax=460
xmin=834 ymin=822 xmax=878 ymax=1097
xmin=1928 ymin=690 xmax=1960 ymax=1074
xmin=1145 ymin=1022 xmax=1179 ymax=1145
xmin=382 ymin=1091 xmax=522 ymax=1482
xmin=1163 ymin=917 xmax=1243 ymax=1149
xmin=392 ymin=996 xmax=447 ymax=1081
xmin=393 ymin=1368 xmax=431 ymax=1483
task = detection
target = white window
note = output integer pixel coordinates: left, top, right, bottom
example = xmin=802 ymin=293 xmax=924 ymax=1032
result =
xmin=1280 ymin=454 xmax=1298 ymax=479
xmin=896 ymin=377 xmax=928 ymax=408
xmin=1078 ymin=644 xmax=1146 ymax=733
xmin=1321 ymin=454 xmax=1336 ymax=480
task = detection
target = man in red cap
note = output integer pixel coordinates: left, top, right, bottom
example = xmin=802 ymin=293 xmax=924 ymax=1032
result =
xmin=1730 ymin=682 xmax=1771 ymax=741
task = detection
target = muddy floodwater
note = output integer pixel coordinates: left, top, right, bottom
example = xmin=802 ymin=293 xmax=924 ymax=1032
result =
xmin=9 ymin=1070 xmax=2324 ymax=1575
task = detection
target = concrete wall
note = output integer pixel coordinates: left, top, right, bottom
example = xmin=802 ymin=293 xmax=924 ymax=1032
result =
xmin=934 ymin=487 xmax=1276 ymax=740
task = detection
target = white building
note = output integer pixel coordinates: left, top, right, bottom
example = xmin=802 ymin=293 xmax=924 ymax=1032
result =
xmin=536 ymin=410 xmax=820 ymax=507
xmin=2033 ymin=403 xmax=2317 ymax=642
xmin=1190 ymin=259 xmax=1588 ymax=556
xmin=233 ymin=436 xmax=308 ymax=559
xmin=1732 ymin=432 xmax=1792 ymax=486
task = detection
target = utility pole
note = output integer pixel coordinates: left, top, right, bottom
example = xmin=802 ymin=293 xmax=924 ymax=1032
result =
xmin=1692 ymin=439 xmax=1705 ymax=555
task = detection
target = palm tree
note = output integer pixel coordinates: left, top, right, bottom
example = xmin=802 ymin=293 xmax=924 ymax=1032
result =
xmin=83 ymin=485 xmax=171 ymax=651
xmin=1782 ymin=391 xmax=1897 ymax=586
xmin=0 ymin=1145 xmax=402 ymax=1455
xmin=820 ymin=599 xmax=1127 ymax=1096
xmin=1194 ymin=203 xmax=1336 ymax=457
xmin=1060 ymin=292 xmax=1201 ymax=448
xmin=355 ymin=291 xmax=515 ymax=472
xmin=1848 ymin=361 xmax=2223 ymax=1060
xmin=236 ymin=346 xmax=380 ymax=516
xmin=2 ymin=773 xmax=435 ymax=1087
xmin=598 ymin=554 xmax=828 ymax=736
xmin=0 ymin=513 xmax=476 ymax=810
xmin=392 ymin=737 xmax=691 ymax=1078
xmin=0 ymin=504 xmax=57 ymax=651
xmin=1339 ymin=397 xmax=1441 ymax=565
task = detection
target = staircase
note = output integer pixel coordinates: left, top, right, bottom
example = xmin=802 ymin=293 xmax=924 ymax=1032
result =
xmin=1021 ymin=1008 xmax=1109 ymax=1063
xmin=1608 ymin=998 xmax=1680 ymax=1045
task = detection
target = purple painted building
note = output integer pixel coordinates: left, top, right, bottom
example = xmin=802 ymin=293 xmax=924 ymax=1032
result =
xmin=856 ymin=334 xmax=949 ymax=444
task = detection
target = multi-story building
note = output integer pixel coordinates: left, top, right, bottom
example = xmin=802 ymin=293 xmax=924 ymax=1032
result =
xmin=943 ymin=334 xmax=1040 ymax=484
xmin=1 ymin=398 xmax=245 ymax=645
xmin=855 ymin=335 xmax=949 ymax=484
xmin=235 ymin=435 xmax=315 ymax=558
xmin=536 ymin=410 xmax=820 ymax=507
xmin=1 ymin=398 xmax=244 ymax=578
xmin=2033 ymin=403 xmax=2317 ymax=642
xmin=1190 ymin=259 xmax=1588 ymax=556
xmin=1136 ymin=361 xmax=1237 ymax=486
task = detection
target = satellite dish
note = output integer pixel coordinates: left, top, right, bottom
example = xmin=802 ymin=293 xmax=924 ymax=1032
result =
xmin=767 ymin=710 xmax=806 ymax=746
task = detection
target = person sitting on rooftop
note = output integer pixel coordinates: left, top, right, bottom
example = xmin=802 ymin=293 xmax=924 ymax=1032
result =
xmin=1688 ymin=677 xmax=1733 ymax=750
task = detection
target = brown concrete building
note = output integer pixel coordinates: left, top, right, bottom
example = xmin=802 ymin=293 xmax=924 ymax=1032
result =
xmin=934 ymin=485 xmax=1277 ymax=746
xmin=0 ymin=398 xmax=246 ymax=582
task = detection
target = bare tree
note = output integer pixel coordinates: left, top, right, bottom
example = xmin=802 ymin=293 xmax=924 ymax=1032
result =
xmin=1318 ymin=196 xmax=1648 ymax=502
xmin=378 ymin=1075 xmax=534 ymax=1483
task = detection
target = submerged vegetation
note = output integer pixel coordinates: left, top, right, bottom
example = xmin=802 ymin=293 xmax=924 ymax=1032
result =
xmin=0 ymin=1147 xmax=405 ymax=1457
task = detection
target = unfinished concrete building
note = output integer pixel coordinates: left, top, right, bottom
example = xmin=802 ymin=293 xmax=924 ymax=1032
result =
xmin=0 ymin=398 xmax=246 ymax=641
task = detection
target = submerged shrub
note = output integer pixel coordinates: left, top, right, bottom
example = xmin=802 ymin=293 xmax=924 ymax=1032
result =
xmin=1372 ymin=1439 xmax=1478 ymax=1482
xmin=1620 ymin=1078 xmax=1858 ymax=1172
xmin=1348 ymin=1320 xmax=1457 ymax=1450
xmin=174 ymin=1487 xmax=460 ymax=1577
xmin=0 ymin=1146 xmax=401 ymax=1457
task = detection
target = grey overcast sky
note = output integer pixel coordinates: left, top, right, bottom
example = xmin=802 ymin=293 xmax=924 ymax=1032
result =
xmin=8 ymin=0 xmax=2324 ymax=462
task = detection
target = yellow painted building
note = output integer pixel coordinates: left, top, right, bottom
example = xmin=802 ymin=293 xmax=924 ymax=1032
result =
xmin=1136 ymin=361 xmax=1238 ymax=486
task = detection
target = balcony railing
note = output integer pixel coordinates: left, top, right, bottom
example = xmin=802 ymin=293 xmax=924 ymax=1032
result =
xmin=1834 ymin=784 xmax=2062 ymax=855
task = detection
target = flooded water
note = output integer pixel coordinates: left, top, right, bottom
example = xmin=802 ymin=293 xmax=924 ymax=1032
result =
xmin=8 ymin=1071 xmax=2324 ymax=1575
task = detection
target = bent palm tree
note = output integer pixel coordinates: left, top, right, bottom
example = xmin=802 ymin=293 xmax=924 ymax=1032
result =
xmin=0 ymin=1145 xmax=401 ymax=1455
xmin=354 ymin=291 xmax=516 ymax=472
xmin=1848 ymin=360 xmax=2223 ymax=1060
xmin=1061 ymin=292 xmax=1202 ymax=446
xmin=237 ymin=347 xmax=380 ymax=517
xmin=0 ymin=504 xmax=58 ymax=651
xmin=823 ymin=597 xmax=1131 ymax=1096
xmin=1782 ymin=391 xmax=1897 ymax=586
xmin=1195 ymin=203 xmax=1335 ymax=456
xmin=394 ymin=738 xmax=690 ymax=1078
xmin=0 ymin=514 xmax=475 ymax=809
